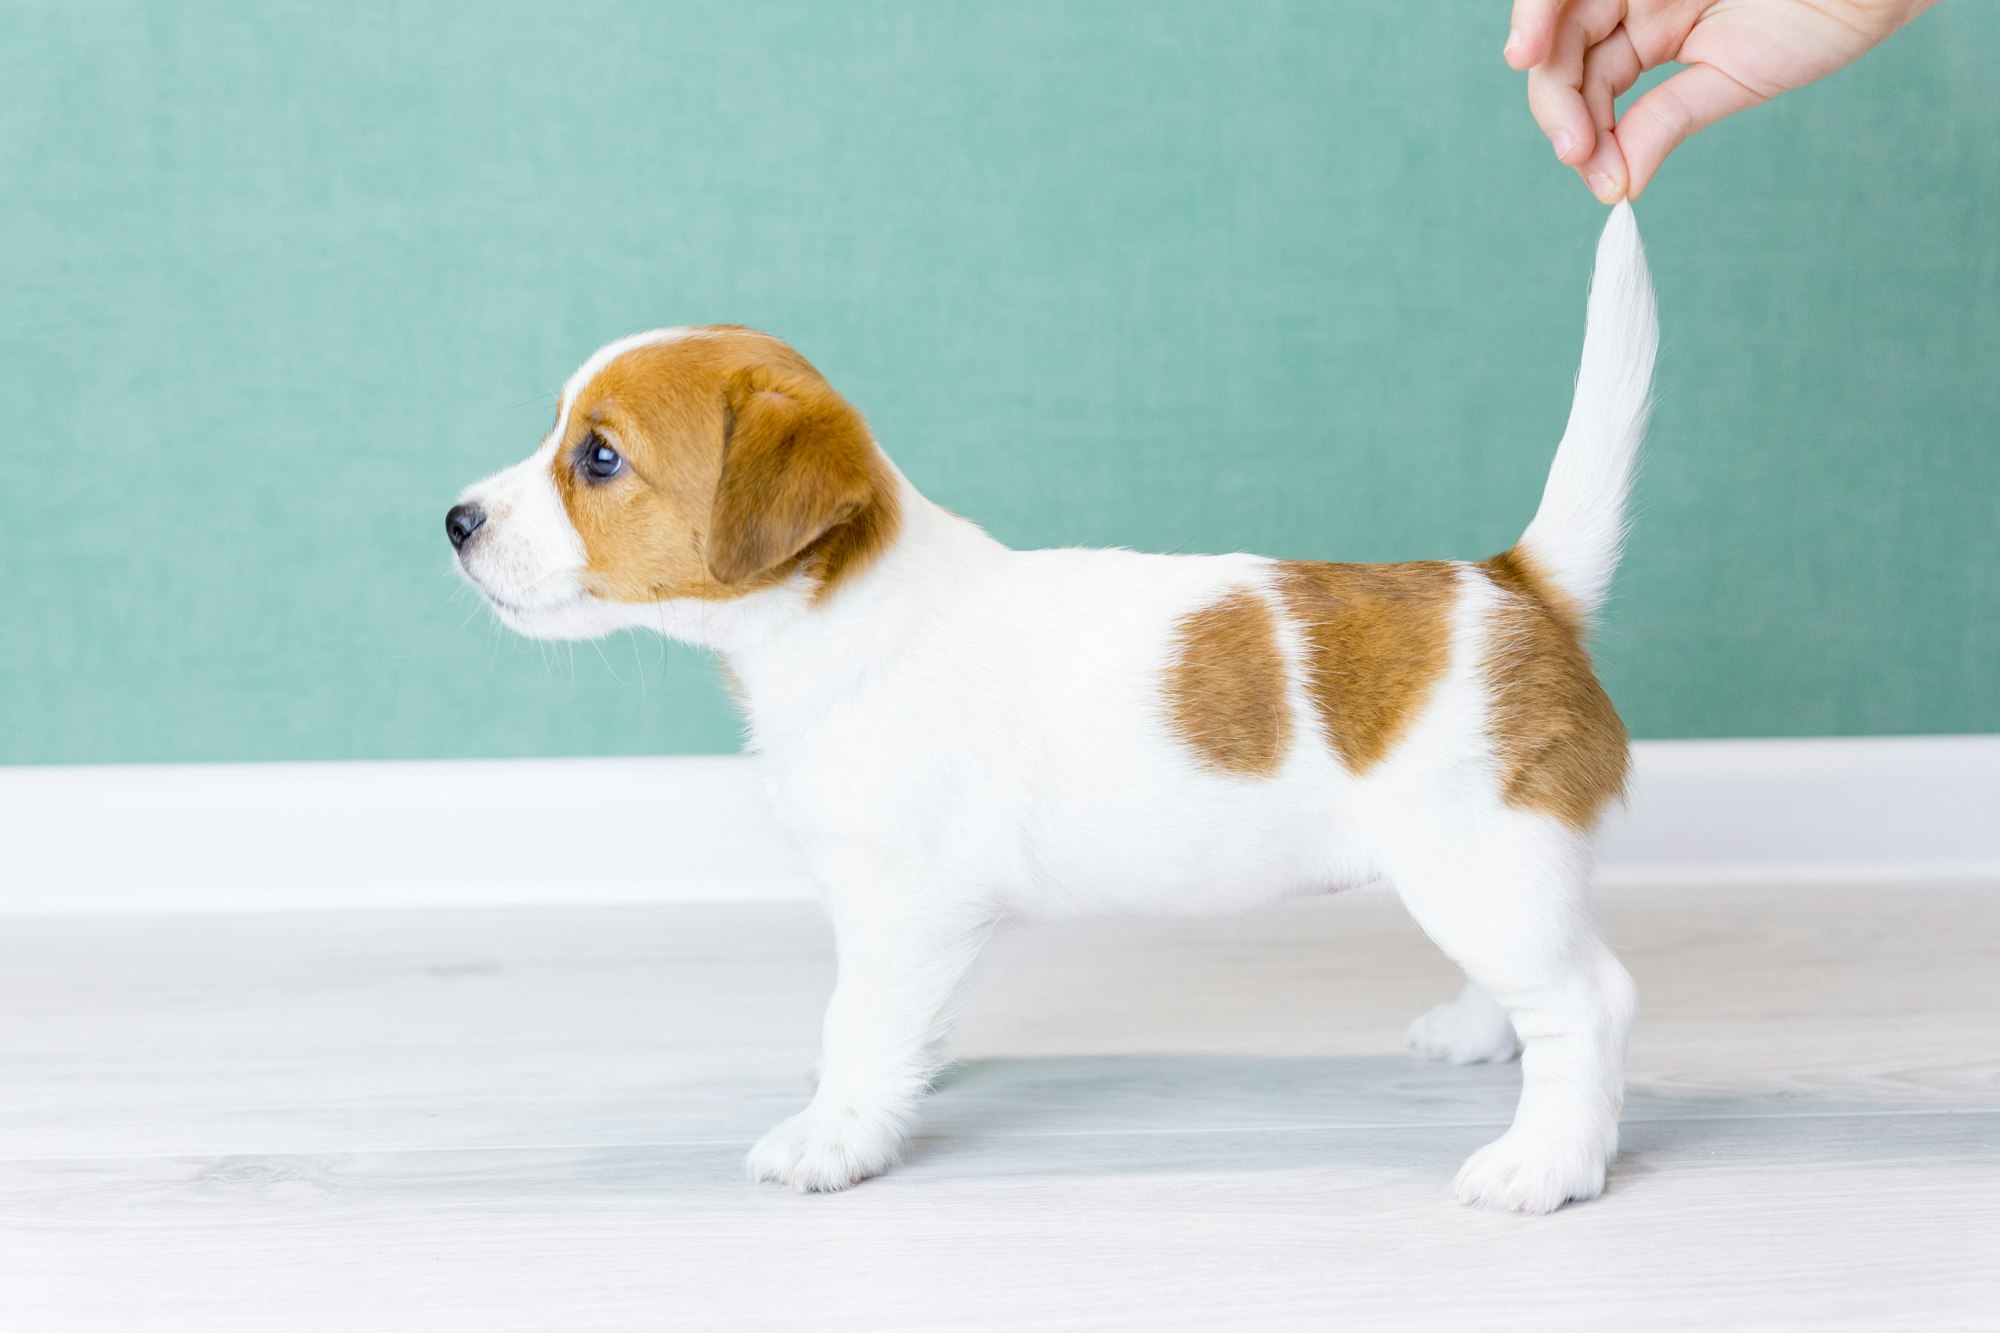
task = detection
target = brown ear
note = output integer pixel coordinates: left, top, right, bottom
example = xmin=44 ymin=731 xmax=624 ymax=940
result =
xmin=706 ymin=367 xmax=882 ymax=587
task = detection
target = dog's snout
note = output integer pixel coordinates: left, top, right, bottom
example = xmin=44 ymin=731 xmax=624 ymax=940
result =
xmin=445 ymin=502 xmax=487 ymax=552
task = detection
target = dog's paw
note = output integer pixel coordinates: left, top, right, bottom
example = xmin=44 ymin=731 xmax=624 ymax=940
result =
xmin=1408 ymin=996 xmax=1521 ymax=1065
xmin=745 ymin=1105 xmax=904 ymax=1193
xmin=1452 ymin=1129 xmax=1610 ymax=1214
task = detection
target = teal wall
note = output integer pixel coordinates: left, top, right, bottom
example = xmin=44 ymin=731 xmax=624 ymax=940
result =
xmin=2 ymin=1 xmax=1995 ymax=764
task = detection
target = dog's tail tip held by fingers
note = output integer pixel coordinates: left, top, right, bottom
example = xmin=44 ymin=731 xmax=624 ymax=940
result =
xmin=1516 ymin=201 xmax=1659 ymax=624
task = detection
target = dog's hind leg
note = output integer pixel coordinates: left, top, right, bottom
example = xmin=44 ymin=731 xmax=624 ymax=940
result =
xmin=1382 ymin=814 xmax=1635 ymax=1213
xmin=1408 ymin=978 xmax=1522 ymax=1065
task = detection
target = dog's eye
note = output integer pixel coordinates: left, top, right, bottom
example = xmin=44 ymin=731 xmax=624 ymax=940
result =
xmin=581 ymin=436 xmax=623 ymax=481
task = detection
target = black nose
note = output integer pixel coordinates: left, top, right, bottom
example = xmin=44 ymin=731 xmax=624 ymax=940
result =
xmin=445 ymin=502 xmax=486 ymax=551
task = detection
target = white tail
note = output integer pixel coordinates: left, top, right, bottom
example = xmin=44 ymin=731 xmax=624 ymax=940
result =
xmin=1516 ymin=202 xmax=1658 ymax=622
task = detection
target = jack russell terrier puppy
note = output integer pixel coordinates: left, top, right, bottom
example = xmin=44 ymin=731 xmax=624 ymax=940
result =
xmin=448 ymin=204 xmax=1657 ymax=1213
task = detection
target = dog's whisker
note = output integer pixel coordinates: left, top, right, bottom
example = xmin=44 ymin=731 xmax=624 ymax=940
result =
xmin=589 ymin=636 xmax=626 ymax=687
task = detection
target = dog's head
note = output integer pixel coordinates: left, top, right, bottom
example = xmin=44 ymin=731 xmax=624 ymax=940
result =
xmin=448 ymin=327 xmax=898 ymax=641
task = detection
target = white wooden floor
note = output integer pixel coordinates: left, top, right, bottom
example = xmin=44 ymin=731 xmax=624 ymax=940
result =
xmin=3 ymin=882 xmax=1996 ymax=1331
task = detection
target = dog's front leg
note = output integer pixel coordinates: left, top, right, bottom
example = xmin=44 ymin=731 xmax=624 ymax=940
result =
xmin=746 ymin=884 xmax=990 ymax=1192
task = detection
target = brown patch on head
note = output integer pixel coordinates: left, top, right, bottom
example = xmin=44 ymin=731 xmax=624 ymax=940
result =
xmin=1480 ymin=546 xmax=1629 ymax=830
xmin=1164 ymin=589 xmax=1292 ymax=776
xmin=1275 ymin=561 xmax=1456 ymax=774
xmin=551 ymin=328 xmax=898 ymax=606
xmin=707 ymin=365 xmax=900 ymax=595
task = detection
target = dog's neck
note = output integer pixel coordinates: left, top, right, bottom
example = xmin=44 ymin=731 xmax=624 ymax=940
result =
xmin=664 ymin=472 xmax=1005 ymax=750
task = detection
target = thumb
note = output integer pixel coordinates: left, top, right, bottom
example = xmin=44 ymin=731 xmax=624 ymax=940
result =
xmin=1614 ymin=64 xmax=1766 ymax=198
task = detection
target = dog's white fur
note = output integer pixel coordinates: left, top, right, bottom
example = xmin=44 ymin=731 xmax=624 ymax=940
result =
xmin=456 ymin=206 xmax=1657 ymax=1212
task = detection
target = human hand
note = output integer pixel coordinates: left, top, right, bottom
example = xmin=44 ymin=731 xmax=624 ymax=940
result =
xmin=1504 ymin=0 xmax=1940 ymax=201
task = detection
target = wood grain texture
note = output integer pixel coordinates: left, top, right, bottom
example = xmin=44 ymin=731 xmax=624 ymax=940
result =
xmin=3 ymin=882 xmax=1997 ymax=1330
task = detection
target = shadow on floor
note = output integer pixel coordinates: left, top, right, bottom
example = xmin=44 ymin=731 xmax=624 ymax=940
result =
xmin=895 ymin=1053 xmax=1997 ymax=1182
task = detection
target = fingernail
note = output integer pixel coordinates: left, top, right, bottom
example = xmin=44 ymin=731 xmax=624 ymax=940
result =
xmin=1505 ymin=28 xmax=1522 ymax=58
xmin=1551 ymin=130 xmax=1576 ymax=162
xmin=1588 ymin=172 xmax=1619 ymax=202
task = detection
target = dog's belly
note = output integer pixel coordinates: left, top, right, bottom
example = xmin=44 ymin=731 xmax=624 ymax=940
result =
xmin=768 ymin=730 xmax=1377 ymax=920
xmin=996 ymin=764 xmax=1375 ymax=918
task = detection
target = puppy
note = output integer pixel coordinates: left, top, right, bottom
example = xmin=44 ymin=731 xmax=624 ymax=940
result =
xmin=449 ymin=205 xmax=1657 ymax=1213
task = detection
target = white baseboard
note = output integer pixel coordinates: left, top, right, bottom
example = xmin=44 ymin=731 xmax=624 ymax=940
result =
xmin=1 ymin=737 xmax=1995 ymax=915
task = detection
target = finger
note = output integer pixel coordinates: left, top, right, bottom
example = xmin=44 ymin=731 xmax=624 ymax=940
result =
xmin=1545 ymin=0 xmax=1627 ymax=71
xmin=1529 ymin=0 xmax=1626 ymax=165
xmin=1574 ymin=27 xmax=1642 ymax=202
xmin=1528 ymin=64 xmax=1596 ymax=165
xmin=1506 ymin=0 xmax=1563 ymax=69
xmin=1614 ymin=62 xmax=1766 ymax=198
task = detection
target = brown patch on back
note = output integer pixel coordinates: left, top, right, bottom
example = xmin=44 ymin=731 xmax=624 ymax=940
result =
xmin=1479 ymin=546 xmax=1629 ymax=830
xmin=551 ymin=328 xmax=899 ymax=606
xmin=1482 ymin=544 xmax=1585 ymax=635
xmin=1164 ymin=589 xmax=1292 ymax=776
xmin=1275 ymin=561 xmax=1457 ymax=773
